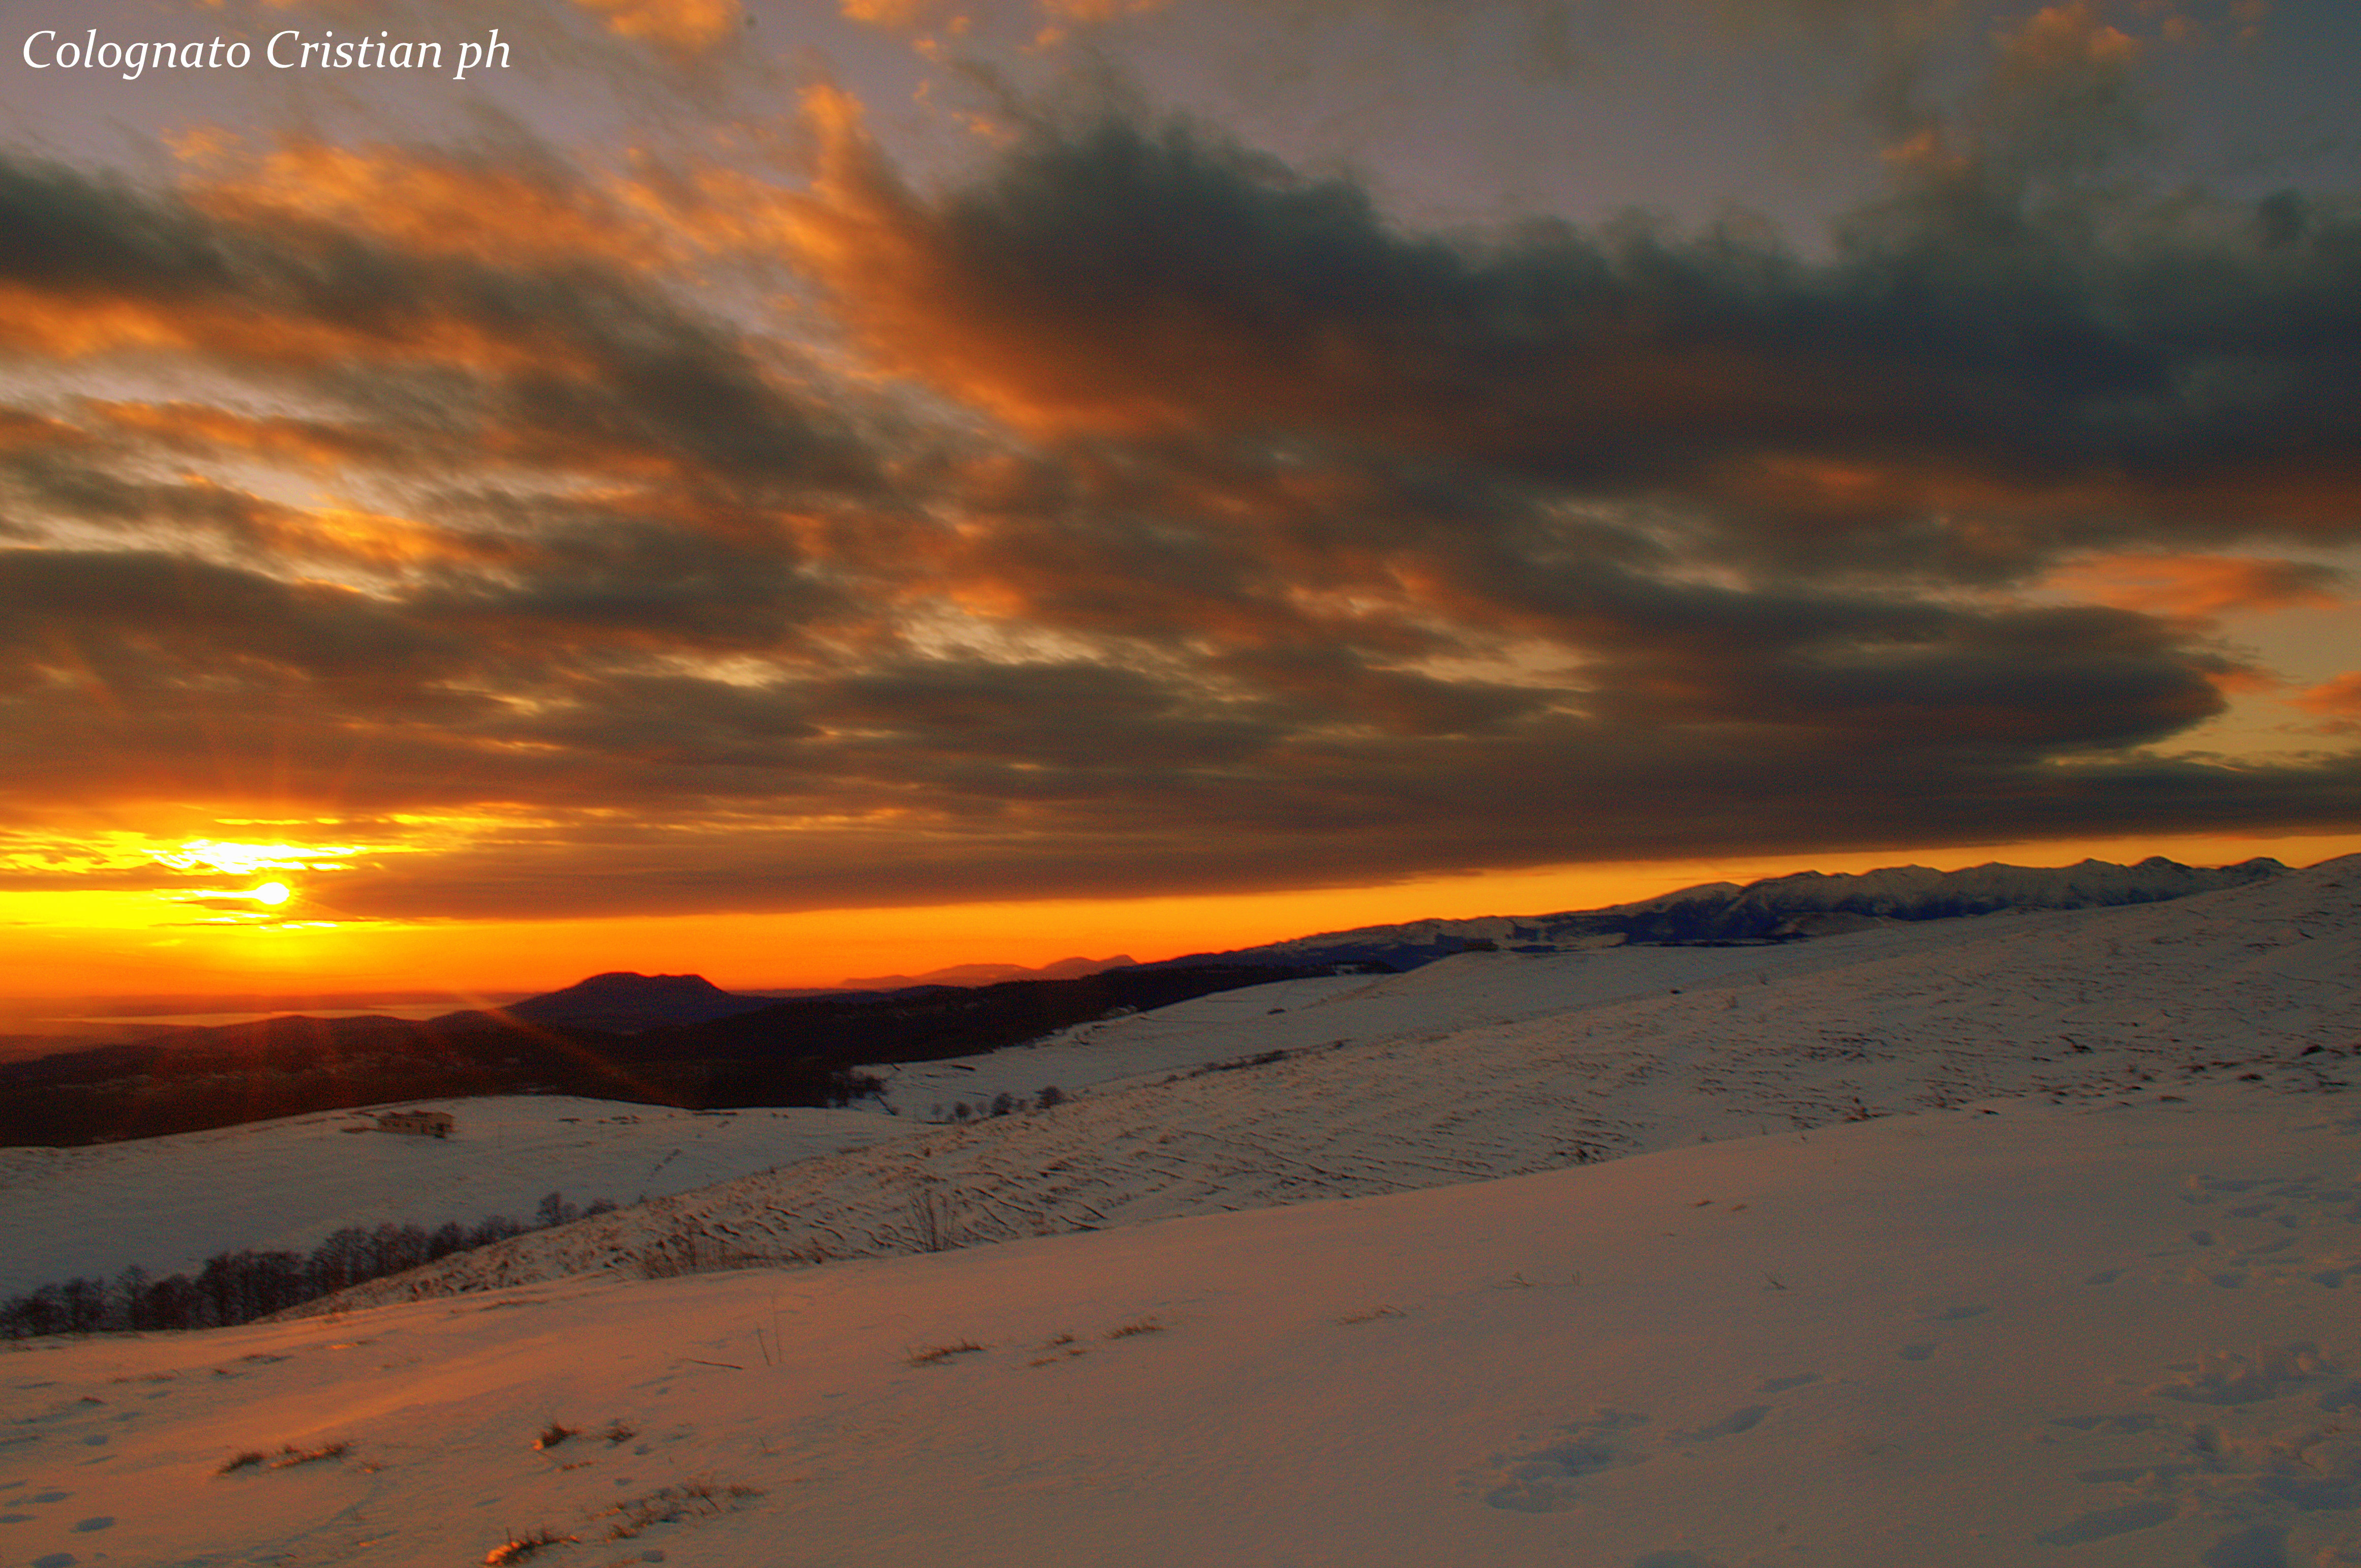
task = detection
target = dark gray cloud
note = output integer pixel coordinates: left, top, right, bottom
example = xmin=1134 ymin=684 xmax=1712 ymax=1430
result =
xmin=0 ymin=549 xmax=455 ymax=689
xmin=796 ymin=111 xmax=2361 ymax=572
xmin=0 ymin=152 xmax=873 ymax=496
xmin=0 ymin=102 xmax=2354 ymax=921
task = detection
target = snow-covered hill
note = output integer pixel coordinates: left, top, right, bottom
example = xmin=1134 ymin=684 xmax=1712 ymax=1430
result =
xmin=0 ymin=1099 xmax=899 ymax=1299
xmin=312 ymin=854 xmax=2357 ymax=1307
xmin=5 ymin=1082 xmax=2355 ymax=1567
xmin=2 ymin=857 xmax=2356 ymax=1567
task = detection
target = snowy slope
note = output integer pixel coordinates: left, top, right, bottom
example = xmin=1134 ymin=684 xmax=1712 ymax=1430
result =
xmin=0 ymin=973 xmax=1489 ymax=1301
xmin=5 ymin=856 xmax=2320 ymax=1307
xmin=0 ymin=1099 xmax=899 ymax=1299
xmin=4 ymin=1084 xmax=2356 ymax=1567
xmin=1160 ymin=854 xmax=2290 ymax=964
xmin=314 ymin=855 xmax=2359 ymax=1306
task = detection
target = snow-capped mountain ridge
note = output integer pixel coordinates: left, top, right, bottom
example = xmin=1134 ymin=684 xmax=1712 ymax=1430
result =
xmin=1155 ymin=854 xmax=2289 ymax=969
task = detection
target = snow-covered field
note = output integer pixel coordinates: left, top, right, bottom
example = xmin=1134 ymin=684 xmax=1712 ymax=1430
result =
xmin=5 ymin=1086 xmax=2357 ymax=1567
xmin=2 ymin=857 xmax=2356 ymax=1566
xmin=0 ymin=1101 xmax=898 ymax=1299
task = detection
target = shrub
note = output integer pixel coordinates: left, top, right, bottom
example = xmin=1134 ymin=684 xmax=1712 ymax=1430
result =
xmin=1103 ymin=1317 xmax=1164 ymax=1339
xmin=600 ymin=1479 xmax=764 ymax=1540
xmin=906 ymin=1183 xmax=960 ymax=1253
xmin=270 ymin=1441 xmax=349 ymax=1468
xmin=905 ymin=1340 xmax=986 ymax=1366
xmin=484 ymin=1527 xmax=570 ymax=1564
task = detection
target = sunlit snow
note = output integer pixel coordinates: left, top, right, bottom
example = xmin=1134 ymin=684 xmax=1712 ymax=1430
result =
xmin=3 ymin=857 xmax=2356 ymax=1566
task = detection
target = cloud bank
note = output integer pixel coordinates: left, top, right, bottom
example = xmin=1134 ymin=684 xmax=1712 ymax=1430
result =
xmin=2 ymin=7 xmax=2355 ymax=920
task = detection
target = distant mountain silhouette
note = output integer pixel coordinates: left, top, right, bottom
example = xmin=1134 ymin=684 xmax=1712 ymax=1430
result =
xmin=0 ymin=962 xmax=1334 ymax=1147
xmin=0 ymin=855 xmax=2299 ymax=1149
xmin=838 ymin=955 xmax=1136 ymax=990
xmin=493 ymin=972 xmax=775 ymax=1034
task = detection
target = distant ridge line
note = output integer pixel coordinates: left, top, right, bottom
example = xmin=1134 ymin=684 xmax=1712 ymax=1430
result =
xmin=1133 ymin=855 xmax=2293 ymax=974
xmin=492 ymin=857 xmax=2303 ymax=1013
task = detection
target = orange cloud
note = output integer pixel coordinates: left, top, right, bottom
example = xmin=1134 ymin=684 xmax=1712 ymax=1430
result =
xmin=2042 ymin=553 xmax=2347 ymax=621
xmin=0 ymin=407 xmax=94 ymax=455
xmin=97 ymin=401 xmax=396 ymax=472
xmin=841 ymin=0 xmax=1165 ymax=28
xmin=2293 ymin=671 xmax=2361 ymax=730
xmin=1711 ymin=448 xmax=2361 ymax=579
xmin=1997 ymin=2 xmax=2143 ymax=70
xmin=749 ymin=88 xmax=1139 ymax=431
xmin=278 ymin=506 xmax=498 ymax=572
xmin=839 ymin=0 xmax=951 ymax=24
xmin=1041 ymin=0 xmax=1167 ymax=17
xmin=189 ymin=142 xmax=673 ymax=273
xmin=571 ymin=0 xmax=741 ymax=49
xmin=759 ymin=91 xmax=1475 ymax=435
xmin=0 ymin=275 xmax=589 ymax=379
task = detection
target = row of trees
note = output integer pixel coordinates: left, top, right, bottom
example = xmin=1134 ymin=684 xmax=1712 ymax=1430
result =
xmin=930 ymin=1085 xmax=1064 ymax=1122
xmin=0 ymin=1192 xmax=615 ymax=1338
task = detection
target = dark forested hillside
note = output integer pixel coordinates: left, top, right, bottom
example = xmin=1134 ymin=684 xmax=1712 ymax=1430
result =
xmin=0 ymin=962 xmax=1341 ymax=1146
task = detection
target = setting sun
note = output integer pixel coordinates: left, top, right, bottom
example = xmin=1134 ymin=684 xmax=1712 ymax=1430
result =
xmin=2 ymin=7 xmax=2359 ymax=1565
xmin=0 ymin=0 xmax=2351 ymax=1015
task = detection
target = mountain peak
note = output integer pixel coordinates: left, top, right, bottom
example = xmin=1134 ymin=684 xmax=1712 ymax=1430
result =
xmin=504 ymin=972 xmax=765 ymax=1032
xmin=558 ymin=972 xmax=731 ymax=998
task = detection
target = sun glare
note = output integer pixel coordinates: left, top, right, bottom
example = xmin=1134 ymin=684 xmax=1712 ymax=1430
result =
xmin=253 ymin=881 xmax=292 ymax=906
xmin=152 ymin=839 xmax=359 ymax=877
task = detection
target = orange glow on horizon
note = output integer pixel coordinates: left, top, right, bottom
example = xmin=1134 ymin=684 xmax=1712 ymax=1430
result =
xmin=3 ymin=829 xmax=2356 ymax=1014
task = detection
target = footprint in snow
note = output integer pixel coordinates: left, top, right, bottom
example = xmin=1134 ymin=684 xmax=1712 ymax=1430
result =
xmin=1674 ymin=1406 xmax=1770 ymax=1443
xmin=2197 ymin=1524 xmax=2294 ymax=1568
xmin=2153 ymin=1345 xmax=2333 ymax=1406
xmin=1475 ymin=1409 xmax=1651 ymax=1514
xmin=2033 ymin=1498 xmax=2177 ymax=1547
xmin=2043 ymin=1399 xmax=2361 ymax=1560
xmin=2046 ymin=1414 xmax=2160 ymax=1434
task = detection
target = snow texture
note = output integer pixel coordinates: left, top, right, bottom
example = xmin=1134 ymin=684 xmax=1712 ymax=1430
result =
xmin=0 ymin=855 xmax=2356 ymax=1567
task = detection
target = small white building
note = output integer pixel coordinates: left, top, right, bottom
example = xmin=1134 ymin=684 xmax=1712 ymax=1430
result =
xmin=374 ymin=1108 xmax=454 ymax=1139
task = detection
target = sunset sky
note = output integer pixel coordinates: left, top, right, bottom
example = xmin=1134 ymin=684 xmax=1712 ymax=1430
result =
xmin=2 ymin=0 xmax=2356 ymax=1008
